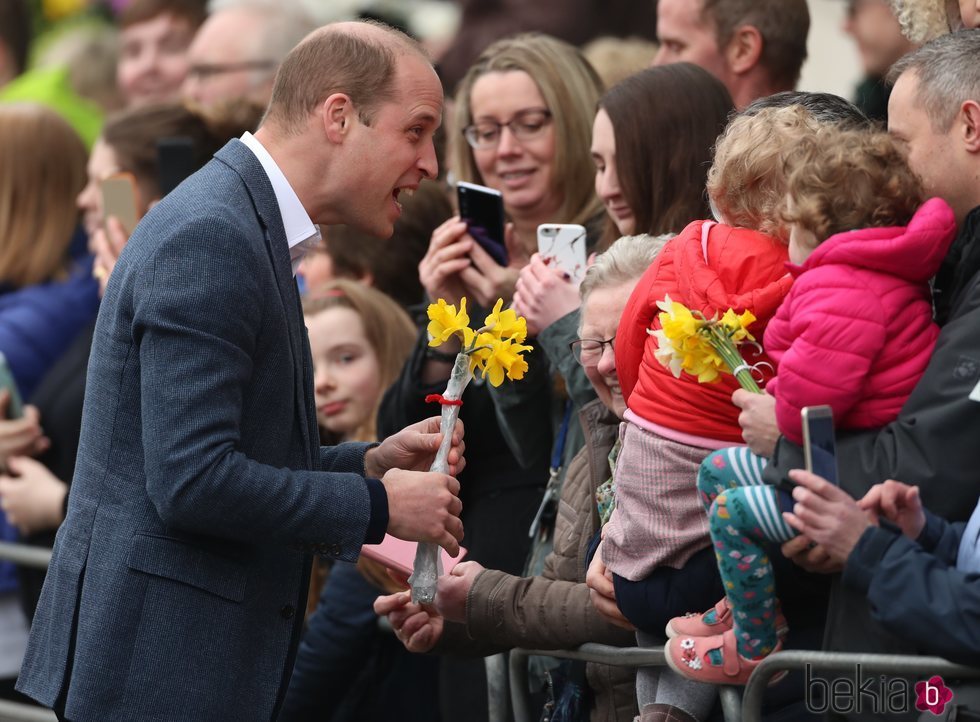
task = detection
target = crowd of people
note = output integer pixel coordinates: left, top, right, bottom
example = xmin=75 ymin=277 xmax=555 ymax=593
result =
xmin=1 ymin=0 xmax=979 ymax=721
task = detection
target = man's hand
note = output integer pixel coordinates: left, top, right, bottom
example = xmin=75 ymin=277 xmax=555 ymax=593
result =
xmin=382 ymin=468 xmax=464 ymax=557
xmin=91 ymin=216 xmax=130 ymax=293
xmin=0 ymin=393 xmax=49 ymax=466
xmin=782 ymin=469 xmax=873 ymax=566
xmin=365 ymin=416 xmax=465 ymax=478
xmin=732 ymin=389 xmax=779 ymax=456
xmin=374 ymin=590 xmax=444 ymax=653
xmin=858 ymin=480 xmax=925 ymax=540
xmin=434 ymin=560 xmax=484 ymax=623
xmin=780 ymin=535 xmax=843 ymax=575
xmin=512 ymin=253 xmax=581 ymax=337
xmin=0 ymin=457 xmax=68 ymax=535
xmin=584 ymin=542 xmax=634 ymax=630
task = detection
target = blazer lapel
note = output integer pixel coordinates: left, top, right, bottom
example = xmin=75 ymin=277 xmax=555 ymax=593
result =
xmin=215 ymin=141 xmax=317 ymax=468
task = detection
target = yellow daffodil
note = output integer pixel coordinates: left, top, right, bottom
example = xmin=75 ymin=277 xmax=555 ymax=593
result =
xmin=427 ymin=298 xmax=474 ymax=348
xmin=651 ymin=296 xmax=763 ymax=393
xmin=483 ymin=299 xmax=528 ymax=343
xmin=482 ymin=337 xmax=533 ymax=387
xmin=719 ymin=309 xmax=757 ymax=343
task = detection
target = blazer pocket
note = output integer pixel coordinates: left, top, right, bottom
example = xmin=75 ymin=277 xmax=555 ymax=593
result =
xmin=126 ymin=533 xmax=247 ymax=603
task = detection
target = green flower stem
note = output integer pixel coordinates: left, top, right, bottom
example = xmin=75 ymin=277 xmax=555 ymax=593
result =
xmin=702 ymin=326 xmax=762 ymax=394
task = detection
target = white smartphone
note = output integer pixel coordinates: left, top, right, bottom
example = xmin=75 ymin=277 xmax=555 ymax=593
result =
xmin=537 ymin=223 xmax=588 ymax=284
xmin=802 ymin=405 xmax=839 ymax=486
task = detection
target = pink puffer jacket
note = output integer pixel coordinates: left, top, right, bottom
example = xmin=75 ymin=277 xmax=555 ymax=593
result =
xmin=766 ymin=197 xmax=957 ymax=443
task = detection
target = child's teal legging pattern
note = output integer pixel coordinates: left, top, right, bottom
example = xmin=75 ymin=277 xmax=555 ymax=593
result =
xmin=697 ymin=446 xmax=796 ymax=660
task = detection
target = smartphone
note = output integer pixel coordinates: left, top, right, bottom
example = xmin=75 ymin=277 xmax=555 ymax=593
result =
xmin=100 ymin=173 xmax=141 ymax=235
xmin=360 ymin=535 xmax=466 ymax=578
xmin=157 ymin=136 xmax=197 ymax=198
xmin=0 ymin=353 xmax=23 ymax=419
xmin=537 ymin=223 xmax=588 ymax=284
xmin=457 ymin=181 xmax=507 ymax=266
xmin=802 ymin=405 xmax=839 ymax=486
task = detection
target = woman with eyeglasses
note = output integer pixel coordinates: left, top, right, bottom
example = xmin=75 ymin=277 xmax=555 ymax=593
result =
xmin=378 ymin=234 xmax=725 ymax=722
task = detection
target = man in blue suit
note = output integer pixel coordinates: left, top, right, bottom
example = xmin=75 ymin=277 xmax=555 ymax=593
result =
xmin=17 ymin=21 xmax=464 ymax=721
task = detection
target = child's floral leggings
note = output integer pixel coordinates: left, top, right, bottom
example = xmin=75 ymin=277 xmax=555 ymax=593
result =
xmin=697 ymin=446 xmax=797 ymax=659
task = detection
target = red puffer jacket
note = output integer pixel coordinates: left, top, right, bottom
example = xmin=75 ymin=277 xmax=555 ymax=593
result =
xmin=616 ymin=220 xmax=792 ymax=443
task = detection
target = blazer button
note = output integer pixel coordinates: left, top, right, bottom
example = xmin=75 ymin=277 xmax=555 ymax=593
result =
xmin=330 ymin=544 xmax=342 ymax=557
xmin=280 ymin=605 xmax=295 ymax=620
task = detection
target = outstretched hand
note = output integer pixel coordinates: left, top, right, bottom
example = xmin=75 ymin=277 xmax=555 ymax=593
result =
xmin=365 ymin=416 xmax=465 ymax=478
xmin=585 ymin=541 xmax=634 ymax=630
xmin=434 ymin=560 xmax=484 ymax=623
xmin=374 ymin=590 xmax=445 ymax=653
xmin=512 ymin=252 xmax=581 ymax=337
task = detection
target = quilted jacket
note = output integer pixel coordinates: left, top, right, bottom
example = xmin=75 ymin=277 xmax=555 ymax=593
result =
xmin=765 ymin=197 xmax=957 ymax=443
xmin=616 ymin=220 xmax=792 ymax=443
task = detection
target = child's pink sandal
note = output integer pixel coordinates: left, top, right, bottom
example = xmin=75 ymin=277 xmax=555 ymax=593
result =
xmin=664 ymin=629 xmax=785 ymax=686
xmin=665 ymin=597 xmax=789 ymax=640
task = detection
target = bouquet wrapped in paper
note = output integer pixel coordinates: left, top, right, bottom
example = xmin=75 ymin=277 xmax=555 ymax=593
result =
xmin=650 ymin=294 xmax=767 ymax=392
xmin=412 ymin=298 xmax=531 ymax=603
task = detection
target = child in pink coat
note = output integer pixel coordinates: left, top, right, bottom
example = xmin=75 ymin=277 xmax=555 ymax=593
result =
xmin=664 ymin=115 xmax=958 ymax=685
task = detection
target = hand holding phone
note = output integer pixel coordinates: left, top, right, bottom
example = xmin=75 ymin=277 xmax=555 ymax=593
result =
xmin=802 ymin=405 xmax=838 ymax=486
xmin=457 ymin=181 xmax=507 ymax=266
xmin=0 ymin=353 xmax=22 ymax=420
xmin=99 ymin=173 xmax=141 ymax=235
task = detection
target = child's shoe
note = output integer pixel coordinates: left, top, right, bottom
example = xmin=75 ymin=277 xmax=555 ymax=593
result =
xmin=664 ymin=629 xmax=785 ymax=686
xmin=665 ymin=597 xmax=789 ymax=640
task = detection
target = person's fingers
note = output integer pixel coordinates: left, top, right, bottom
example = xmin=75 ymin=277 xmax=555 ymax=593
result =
xmin=782 ymin=510 xmax=807 ymax=536
xmin=731 ymin=389 xmax=753 ymax=409
xmin=906 ymin=485 xmax=921 ymax=510
xmin=439 ymin=531 xmax=461 ymax=559
xmin=373 ymin=590 xmax=412 ymax=616
xmin=458 ymin=266 xmax=493 ymax=302
xmin=0 ymin=389 xmax=9 ymax=418
xmin=446 ymin=475 xmax=460 ymax=497
xmin=780 ymin=534 xmax=812 ymax=557
xmin=448 ymin=494 xmax=462 ymax=518
xmin=105 ymin=216 xmax=130 ymax=254
xmin=386 ymin=568 xmax=411 ymax=589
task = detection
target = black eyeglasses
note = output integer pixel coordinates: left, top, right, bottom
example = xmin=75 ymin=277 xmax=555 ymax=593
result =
xmin=186 ymin=60 xmax=277 ymax=81
xmin=569 ymin=336 xmax=615 ymax=367
xmin=462 ymin=109 xmax=553 ymax=150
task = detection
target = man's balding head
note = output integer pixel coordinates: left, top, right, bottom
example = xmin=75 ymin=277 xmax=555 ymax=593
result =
xmin=262 ymin=21 xmax=429 ymax=135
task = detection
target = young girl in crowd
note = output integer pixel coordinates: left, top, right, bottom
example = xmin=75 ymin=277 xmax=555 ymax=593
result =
xmin=282 ymin=279 xmax=425 ymax=719
xmin=591 ymin=104 xmax=825 ymax=722
xmin=663 ymin=109 xmax=957 ymax=684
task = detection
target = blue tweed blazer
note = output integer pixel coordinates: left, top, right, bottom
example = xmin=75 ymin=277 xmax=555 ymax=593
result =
xmin=17 ymin=140 xmax=378 ymax=720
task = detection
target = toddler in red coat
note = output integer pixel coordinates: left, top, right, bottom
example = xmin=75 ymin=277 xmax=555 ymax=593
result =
xmin=663 ymin=110 xmax=957 ymax=685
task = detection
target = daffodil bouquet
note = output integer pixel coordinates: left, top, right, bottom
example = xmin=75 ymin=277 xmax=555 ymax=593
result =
xmin=411 ymin=297 xmax=532 ymax=603
xmin=651 ymin=294 xmax=765 ymax=393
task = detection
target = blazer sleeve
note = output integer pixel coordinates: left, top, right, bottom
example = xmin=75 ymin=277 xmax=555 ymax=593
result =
xmin=135 ymin=219 xmax=373 ymax=557
xmin=842 ymin=524 xmax=980 ymax=664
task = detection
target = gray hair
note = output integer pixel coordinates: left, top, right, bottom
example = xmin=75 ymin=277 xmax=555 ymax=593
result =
xmin=579 ymin=233 xmax=674 ymax=303
xmin=888 ymin=29 xmax=980 ymax=131
xmin=208 ymin=0 xmax=318 ymax=71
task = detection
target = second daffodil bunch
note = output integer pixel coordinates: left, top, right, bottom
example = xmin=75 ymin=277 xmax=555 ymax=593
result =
xmin=410 ymin=297 xmax=531 ymax=604
xmin=651 ymin=294 xmax=764 ymax=393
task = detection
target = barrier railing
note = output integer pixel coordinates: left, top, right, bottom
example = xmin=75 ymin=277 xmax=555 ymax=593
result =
xmin=741 ymin=650 xmax=980 ymax=722
xmin=505 ymin=644 xmax=742 ymax=722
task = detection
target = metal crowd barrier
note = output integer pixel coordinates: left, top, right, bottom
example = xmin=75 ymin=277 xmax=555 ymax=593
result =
xmin=504 ymin=644 xmax=742 ymax=722
xmin=741 ymin=651 xmax=980 ymax=722
xmin=495 ymin=644 xmax=980 ymax=722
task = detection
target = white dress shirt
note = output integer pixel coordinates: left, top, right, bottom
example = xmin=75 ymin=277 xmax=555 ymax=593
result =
xmin=240 ymin=132 xmax=321 ymax=275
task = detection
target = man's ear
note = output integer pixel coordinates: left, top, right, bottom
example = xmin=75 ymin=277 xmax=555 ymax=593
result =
xmin=725 ymin=24 xmax=764 ymax=75
xmin=321 ymin=93 xmax=354 ymax=144
xmin=961 ymin=99 xmax=980 ymax=154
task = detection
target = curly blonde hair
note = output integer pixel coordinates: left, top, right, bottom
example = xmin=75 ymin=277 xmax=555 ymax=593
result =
xmin=707 ymin=105 xmax=826 ymax=240
xmin=781 ymin=123 xmax=923 ymax=243
xmin=888 ymin=0 xmax=953 ymax=42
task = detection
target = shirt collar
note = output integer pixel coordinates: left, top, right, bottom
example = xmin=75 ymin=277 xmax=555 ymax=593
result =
xmin=240 ymin=131 xmax=321 ymax=252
